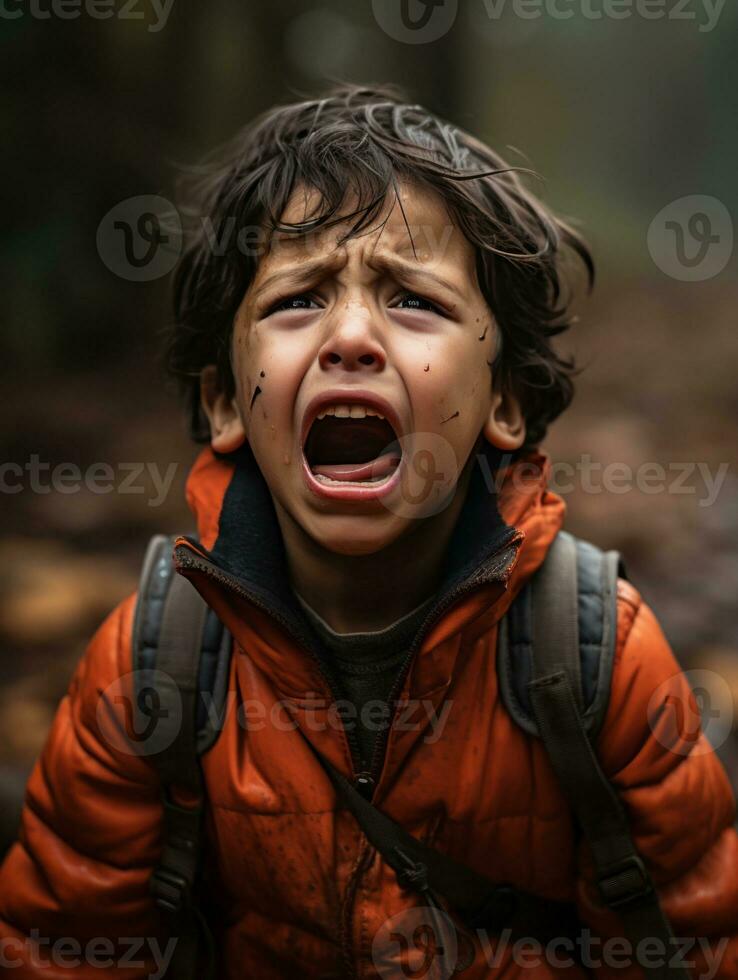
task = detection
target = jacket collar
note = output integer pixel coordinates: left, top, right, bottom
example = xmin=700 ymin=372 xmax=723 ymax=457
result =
xmin=173 ymin=440 xmax=565 ymax=669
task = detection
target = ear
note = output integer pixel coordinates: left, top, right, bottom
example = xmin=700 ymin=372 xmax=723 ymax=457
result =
xmin=482 ymin=386 xmax=526 ymax=452
xmin=200 ymin=365 xmax=247 ymax=454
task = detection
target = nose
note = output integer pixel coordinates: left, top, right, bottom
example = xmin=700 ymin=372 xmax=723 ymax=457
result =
xmin=317 ymin=305 xmax=387 ymax=373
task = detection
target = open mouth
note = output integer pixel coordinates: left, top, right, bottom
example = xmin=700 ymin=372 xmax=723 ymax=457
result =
xmin=303 ymin=407 xmax=402 ymax=488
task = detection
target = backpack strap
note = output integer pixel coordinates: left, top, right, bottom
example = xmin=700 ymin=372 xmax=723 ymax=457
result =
xmin=132 ymin=530 xmax=687 ymax=977
xmin=522 ymin=532 xmax=690 ymax=978
xmin=497 ymin=530 xmax=621 ymax=739
xmin=132 ymin=535 xmax=232 ymax=755
xmin=310 ymin=743 xmax=583 ymax=947
xmin=132 ymin=534 xmax=230 ymax=980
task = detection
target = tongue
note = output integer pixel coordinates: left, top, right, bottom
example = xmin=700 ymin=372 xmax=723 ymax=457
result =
xmin=312 ymin=452 xmax=401 ymax=482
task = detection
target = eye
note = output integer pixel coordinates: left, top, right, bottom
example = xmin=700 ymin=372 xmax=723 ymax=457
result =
xmin=266 ymin=293 xmax=321 ymax=315
xmin=393 ymin=292 xmax=445 ymax=316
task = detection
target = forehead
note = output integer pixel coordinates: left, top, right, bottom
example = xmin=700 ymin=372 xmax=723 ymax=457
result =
xmin=251 ymin=180 xmax=476 ymax=283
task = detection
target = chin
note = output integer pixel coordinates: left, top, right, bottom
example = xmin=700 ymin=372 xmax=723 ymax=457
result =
xmin=306 ymin=514 xmax=406 ymax=558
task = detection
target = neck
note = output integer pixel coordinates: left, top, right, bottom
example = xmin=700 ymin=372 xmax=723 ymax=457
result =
xmin=275 ymin=466 xmax=474 ymax=634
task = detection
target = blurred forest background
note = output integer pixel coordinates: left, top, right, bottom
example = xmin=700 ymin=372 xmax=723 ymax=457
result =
xmin=1 ymin=0 xmax=737 ymax=815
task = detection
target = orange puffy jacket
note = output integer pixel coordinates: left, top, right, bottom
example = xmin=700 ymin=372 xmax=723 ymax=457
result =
xmin=1 ymin=446 xmax=737 ymax=979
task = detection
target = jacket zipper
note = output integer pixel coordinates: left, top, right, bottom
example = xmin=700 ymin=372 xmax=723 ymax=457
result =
xmin=363 ymin=531 xmax=521 ymax=800
xmin=174 ymin=544 xmax=368 ymax=776
xmin=174 ymin=542 xmax=377 ymax=977
xmin=174 ymin=529 xmax=521 ymax=972
xmin=175 ymin=528 xmax=520 ymax=797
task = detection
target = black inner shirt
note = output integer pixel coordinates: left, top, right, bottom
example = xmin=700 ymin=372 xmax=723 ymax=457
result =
xmin=293 ymin=591 xmax=436 ymax=770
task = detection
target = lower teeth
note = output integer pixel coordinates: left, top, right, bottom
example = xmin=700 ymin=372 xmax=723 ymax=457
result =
xmin=313 ymin=472 xmax=391 ymax=486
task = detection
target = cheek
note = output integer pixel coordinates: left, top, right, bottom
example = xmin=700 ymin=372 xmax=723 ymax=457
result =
xmin=446 ymin=318 xmax=495 ymax=405
xmin=406 ymin=331 xmax=491 ymax=426
xmin=233 ymin=329 xmax=311 ymax=448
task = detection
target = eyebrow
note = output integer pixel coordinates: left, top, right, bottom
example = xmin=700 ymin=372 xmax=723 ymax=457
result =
xmin=367 ymin=252 xmax=466 ymax=301
xmin=253 ymin=255 xmax=344 ymax=299
xmin=252 ymin=251 xmax=466 ymax=302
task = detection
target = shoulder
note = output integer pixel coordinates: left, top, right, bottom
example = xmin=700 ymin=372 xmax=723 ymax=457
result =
xmin=595 ymin=580 xmax=738 ymax=886
xmin=603 ymin=578 xmax=730 ymax=798
xmin=614 ymin=576 xmax=642 ymax=649
xmin=604 ymin=578 xmax=683 ymax=765
xmin=62 ymin=592 xmax=157 ymax=780
xmin=0 ymin=592 xmax=162 ymax=930
xmin=611 ymin=577 xmax=680 ymax=714
xmin=68 ymin=593 xmax=137 ymax=709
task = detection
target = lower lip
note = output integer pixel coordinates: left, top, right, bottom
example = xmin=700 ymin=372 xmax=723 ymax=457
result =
xmin=301 ymin=453 xmax=403 ymax=502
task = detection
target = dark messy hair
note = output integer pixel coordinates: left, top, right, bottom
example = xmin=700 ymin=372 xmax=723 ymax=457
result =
xmin=167 ymin=83 xmax=593 ymax=453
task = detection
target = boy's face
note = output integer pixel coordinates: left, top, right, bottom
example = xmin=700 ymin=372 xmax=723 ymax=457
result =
xmin=203 ymin=181 xmax=525 ymax=556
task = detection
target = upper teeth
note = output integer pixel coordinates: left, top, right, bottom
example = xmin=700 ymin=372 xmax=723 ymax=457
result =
xmin=316 ymin=404 xmax=385 ymax=420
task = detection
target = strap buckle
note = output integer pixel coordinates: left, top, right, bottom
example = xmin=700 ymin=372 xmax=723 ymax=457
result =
xmin=393 ymin=847 xmax=430 ymax=893
xmin=597 ymin=854 xmax=653 ymax=910
xmin=151 ymin=866 xmax=190 ymax=914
